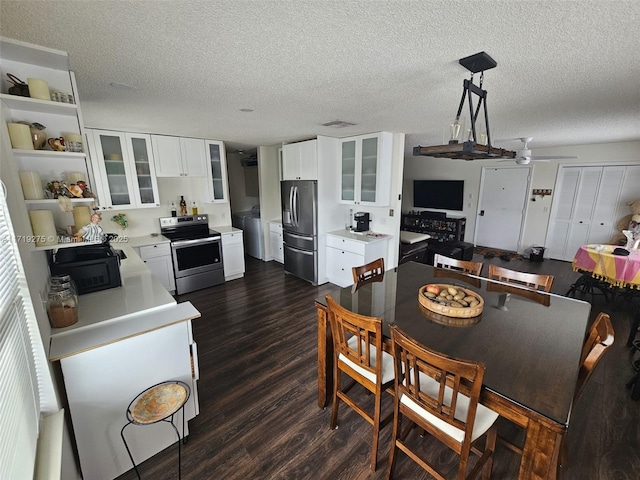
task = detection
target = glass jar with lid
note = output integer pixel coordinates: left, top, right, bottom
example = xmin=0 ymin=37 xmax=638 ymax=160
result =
xmin=50 ymin=274 xmax=77 ymax=297
xmin=47 ymin=276 xmax=78 ymax=328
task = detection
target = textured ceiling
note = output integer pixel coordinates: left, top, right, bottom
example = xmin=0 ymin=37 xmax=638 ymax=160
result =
xmin=1 ymin=0 xmax=639 ymax=157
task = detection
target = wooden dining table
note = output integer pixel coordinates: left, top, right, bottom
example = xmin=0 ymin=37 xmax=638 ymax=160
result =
xmin=315 ymin=262 xmax=592 ymax=480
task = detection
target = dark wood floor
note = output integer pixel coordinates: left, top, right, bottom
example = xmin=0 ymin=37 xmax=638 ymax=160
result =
xmin=116 ymin=253 xmax=640 ymax=479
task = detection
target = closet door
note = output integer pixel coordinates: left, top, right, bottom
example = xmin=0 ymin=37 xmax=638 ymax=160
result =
xmin=545 ymin=168 xmax=580 ymax=260
xmin=546 ymin=165 xmax=633 ymax=261
xmin=587 ymin=167 xmax=625 ymax=244
xmin=564 ymin=167 xmax=602 ymax=258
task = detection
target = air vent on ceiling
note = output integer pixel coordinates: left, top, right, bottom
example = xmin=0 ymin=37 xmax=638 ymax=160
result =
xmin=321 ymin=120 xmax=357 ymax=128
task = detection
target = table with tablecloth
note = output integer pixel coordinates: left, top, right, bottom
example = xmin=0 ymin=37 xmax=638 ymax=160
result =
xmin=572 ymin=245 xmax=640 ymax=289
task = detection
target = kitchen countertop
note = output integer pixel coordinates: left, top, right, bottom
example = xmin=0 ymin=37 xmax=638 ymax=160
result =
xmin=126 ymin=234 xmax=170 ymax=248
xmin=327 ymin=229 xmax=392 ymax=243
xmin=214 ymin=225 xmax=242 ymax=234
xmin=48 ymin=244 xmax=201 ymax=360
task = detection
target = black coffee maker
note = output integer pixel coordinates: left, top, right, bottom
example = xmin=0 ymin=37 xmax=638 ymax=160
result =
xmin=354 ymin=212 xmax=371 ymax=232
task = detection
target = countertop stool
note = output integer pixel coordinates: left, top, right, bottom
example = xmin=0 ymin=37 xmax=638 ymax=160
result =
xmin=120 ymin=380 xmax=190 ymax=479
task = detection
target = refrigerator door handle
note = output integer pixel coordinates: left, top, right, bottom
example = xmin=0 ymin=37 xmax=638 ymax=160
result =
xmin=285 ymin=244 xmax=314 ymax=256
xmin=293 ymin=186 xmax=299 ymax=227
xmin=288 ymin=185 xmax=295 ymax=226
xmin=285 ymin=232 xmax=314 ymax=242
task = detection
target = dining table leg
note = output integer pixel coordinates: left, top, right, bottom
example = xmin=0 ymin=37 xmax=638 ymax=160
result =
xmin=519 ymin=419 xmax=563 ymax=480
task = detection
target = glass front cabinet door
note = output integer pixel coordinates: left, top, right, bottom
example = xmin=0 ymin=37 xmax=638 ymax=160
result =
xmin=339 ymin=132 xmax=392 ymax=206
xmin=88 ymin=129 xmax=160 ymax=209
xmin=205 ymin=140 xmax=229 ymax=203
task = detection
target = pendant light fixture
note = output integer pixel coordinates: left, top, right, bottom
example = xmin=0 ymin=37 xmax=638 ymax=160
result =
xmin=413 ymin=52 xmax=516 ymax=160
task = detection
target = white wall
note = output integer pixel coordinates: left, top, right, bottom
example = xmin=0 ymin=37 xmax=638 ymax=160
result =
xmin=257 ymin=144 xmax=281 ymax=260
xmin=403 ymin=140 xmax=640 ymax=252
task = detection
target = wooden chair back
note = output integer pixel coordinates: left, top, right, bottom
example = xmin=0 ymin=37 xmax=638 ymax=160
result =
xmin=388 ymin=325 xmax=497 ymax=479
xmin=326 ymin=295 xmax=384 ymax=385
xmin=486 ymin=281 xmax=552 ymax=306
xmin=487 ymin=264 xmax=554 ymax=292
xmin=326 ymin=295 xmax=393 ymax=471
xmin=434 ymin=253 xmax=483 ymax=276
xmin=352 ymin=257 xmax=385 ymax=285
xmin=575 ymin=312 xmax=614 ymax=401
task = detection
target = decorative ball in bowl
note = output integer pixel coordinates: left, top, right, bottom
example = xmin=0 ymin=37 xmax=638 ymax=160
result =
xmin=418 ymin=284 xmax=484 ymax=318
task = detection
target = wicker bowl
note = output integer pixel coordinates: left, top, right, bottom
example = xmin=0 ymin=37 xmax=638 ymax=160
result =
xmin=418 ymin=303 xmax=482 ymax=327
xmin=418 ymin=284 xmax=484 ymax=318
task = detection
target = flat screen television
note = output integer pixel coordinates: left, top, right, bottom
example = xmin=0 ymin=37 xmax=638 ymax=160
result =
xmin=413 ymin=180 xmax=464 ymax=211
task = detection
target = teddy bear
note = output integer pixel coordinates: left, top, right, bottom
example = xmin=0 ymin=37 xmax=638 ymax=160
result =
xmin=611 ymin=199 xmax=640 ymax=245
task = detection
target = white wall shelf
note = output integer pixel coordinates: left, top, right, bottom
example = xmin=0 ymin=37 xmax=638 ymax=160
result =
xmin=0 ymin=93 xmax=78 ymax=115
xmin=12 ymin=149 xmax=86 ymax=160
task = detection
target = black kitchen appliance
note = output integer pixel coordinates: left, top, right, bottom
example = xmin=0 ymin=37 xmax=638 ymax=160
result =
xmin=49 ymin=242 xmax=122 ymax=294
xmin=160 ymin=214 xmax=224 ymax=294
xmin=354 ymin=212 xmax=371 ymax=232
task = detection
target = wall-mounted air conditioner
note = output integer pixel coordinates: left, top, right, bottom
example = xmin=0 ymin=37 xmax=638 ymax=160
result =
xmin=241 ymin=156 xmax=258 ymax=167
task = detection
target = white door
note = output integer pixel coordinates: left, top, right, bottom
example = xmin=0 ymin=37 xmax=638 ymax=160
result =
xmin=474 ymin=167 xmax=531 ymax=251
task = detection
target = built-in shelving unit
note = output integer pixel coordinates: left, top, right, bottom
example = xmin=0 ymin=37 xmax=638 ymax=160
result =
xmin=402 ymin=212 xmax=466 ymax=243
xmin=1 ymin=36 xmax=93 ymax=251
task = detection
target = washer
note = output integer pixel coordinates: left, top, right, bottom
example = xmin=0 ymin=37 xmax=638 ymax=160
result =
xmin=231 ymin=209 xmax=264 ymax=260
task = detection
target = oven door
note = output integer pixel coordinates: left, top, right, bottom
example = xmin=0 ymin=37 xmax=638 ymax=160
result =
xmin=171 ymin=237 xmax=223 ymax=278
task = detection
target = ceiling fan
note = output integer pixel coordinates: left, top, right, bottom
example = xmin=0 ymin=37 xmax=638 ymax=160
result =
xmin=500 ymin=137 xmax=578 ymax=165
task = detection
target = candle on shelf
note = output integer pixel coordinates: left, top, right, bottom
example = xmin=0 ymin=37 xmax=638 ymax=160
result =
xmin=72 ymin=206 xmax=92 ymax=233
xmin=7 ymin=123 xmax=34 ymax=149
xmin=29 ymin=210 xmax=58 ymax=246
xmin=19 ymin=171 xmax=44 ymax=200
xmin=67 ymin=171 xmax=86 ymax=185
xmin=27 ymin=78 xmax=50 ymax=100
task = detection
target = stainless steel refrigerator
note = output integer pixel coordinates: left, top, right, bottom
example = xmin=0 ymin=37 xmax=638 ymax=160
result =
xmin=281 ymin=180 xmax=318 ymax=284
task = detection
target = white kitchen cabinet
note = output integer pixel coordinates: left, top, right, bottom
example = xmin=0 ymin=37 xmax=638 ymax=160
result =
xmin=339 ymin=132 xmax=392 ymax=206
xmin=136 ymin=243 xmax=175 ymax=292
xmin=151 ymin=135 xmax=207 ymax=177
xmin=58 ymin=318 xmax=198 ymax=480
xmin=325 ymin=231 xmax=390 ymax=287
xmin=205 ymin=140 xmax=229 ymax=203
xmin=87 ymin=129 xmax=160 ymax=210
xmin=221 ymin=230 xmax=245 ymax=280
xmin=282 ymin=139 xmax=317 ymax=180
xmin=269 ymin=220 xmax=284 ymax=263
xmin=1 ymin=37 xmax=95 ymax=248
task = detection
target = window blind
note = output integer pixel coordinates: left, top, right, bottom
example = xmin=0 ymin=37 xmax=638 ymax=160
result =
xmin=0 ymin=182 xmax=58 ymax=479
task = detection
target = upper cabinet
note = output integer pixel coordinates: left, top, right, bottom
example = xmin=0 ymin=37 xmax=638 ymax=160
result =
xmin=282 ymin=139 xmax=317 ymax=180
xmin=86 ymin=129 xmax=160 ymax=210
xmin=205 ymin=140 xmax=229 ymax=203
xmin=339 ymin=132 xmax=392 ymax=206
xmin=151 ymin=135 xmax=207 ymax=177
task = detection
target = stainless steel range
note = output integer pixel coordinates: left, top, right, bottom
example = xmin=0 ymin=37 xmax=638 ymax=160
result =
xmin=160 ymin=214 xmax=224 ymax=294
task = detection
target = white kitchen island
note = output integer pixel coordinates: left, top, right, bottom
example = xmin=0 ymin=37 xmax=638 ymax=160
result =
xmin=49 ymin=244 xmax=201 ymax=480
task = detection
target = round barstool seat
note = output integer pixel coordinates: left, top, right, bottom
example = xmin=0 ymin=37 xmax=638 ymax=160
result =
xmin=121 ymin=380 xmax=190 ymax=479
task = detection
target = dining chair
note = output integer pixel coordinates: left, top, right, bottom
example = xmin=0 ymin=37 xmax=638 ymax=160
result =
xmin=386 ymin=324 xmax=498 ymax=480
xmin=498 ymin=312 xmax=615 ymax=469
xmin=433 ymin=253 xmax=483 ymax=276
xmin=487 ymin=264 xmax=554 ymax=292
xmin=352 ymin=257 xmax=385 ymax=285
xmin=325 ymin=295 xmax=395 ymax=471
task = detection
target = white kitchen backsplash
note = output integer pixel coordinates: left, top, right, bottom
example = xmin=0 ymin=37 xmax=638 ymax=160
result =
xmin=101 ymin=177 xmax=231 ymax=238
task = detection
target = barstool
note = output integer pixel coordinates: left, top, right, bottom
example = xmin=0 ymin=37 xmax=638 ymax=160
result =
xmin=120 ymin=380 xmax=190 ymax=479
